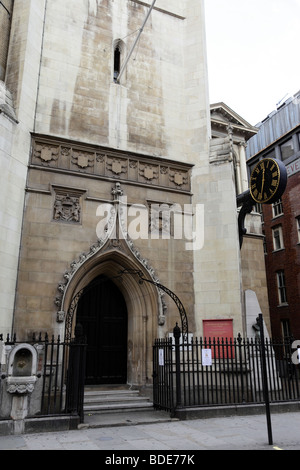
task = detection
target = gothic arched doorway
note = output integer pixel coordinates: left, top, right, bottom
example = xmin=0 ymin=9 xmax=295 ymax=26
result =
xmin=76 ymin=275 xmax=128 ymax=385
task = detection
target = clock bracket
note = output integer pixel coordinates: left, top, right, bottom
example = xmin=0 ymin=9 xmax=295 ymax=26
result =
xmin=237 ymin=189 xmax=255 ymax=249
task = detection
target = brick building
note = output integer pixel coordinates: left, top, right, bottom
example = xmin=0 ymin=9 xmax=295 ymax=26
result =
xmin=247 ymin=91 xmax=300 ymax=339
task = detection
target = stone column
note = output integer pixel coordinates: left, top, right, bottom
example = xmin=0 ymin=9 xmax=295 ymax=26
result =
xmin=239 ymin=142 xmax=249 ymax=193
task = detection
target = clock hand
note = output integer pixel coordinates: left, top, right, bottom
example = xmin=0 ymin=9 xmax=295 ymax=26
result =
xmin=260 ymin=168 xmax=265 ymax=198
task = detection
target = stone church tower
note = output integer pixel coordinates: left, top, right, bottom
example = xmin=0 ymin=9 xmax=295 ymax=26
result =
xmin=0 ymin=1 xmax=267 ymax=388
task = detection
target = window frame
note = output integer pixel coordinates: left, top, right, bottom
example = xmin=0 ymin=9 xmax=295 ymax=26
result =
xmin=272 ymin=225 xmax=284 ymax=251
xmin=113 ymin=45 xmax=121 ymax=82
xmin=296 ymin=216 xmax=300 ymax=243
xmin=276 ymin=270 xmax=288 ymax=305
xmin=272 ymin=198 xmax=283 ymax=218
xmin=280 ymin=137 xmax=295 ymax=161
xmin=112 ymin=40 xmax=125 ymax=84
xmin=281 ymin=319 xmax=291 ymax=340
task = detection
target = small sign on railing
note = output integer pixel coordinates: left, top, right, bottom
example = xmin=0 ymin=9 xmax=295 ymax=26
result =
xmin=159 ymin=349 xmax=164 ymax=366
xmin=201 ymin=348 xmax=212 ymax=366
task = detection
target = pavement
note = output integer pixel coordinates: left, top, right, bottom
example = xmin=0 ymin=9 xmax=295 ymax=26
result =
xmin=1 ymin=408 xmax=300 ymax=452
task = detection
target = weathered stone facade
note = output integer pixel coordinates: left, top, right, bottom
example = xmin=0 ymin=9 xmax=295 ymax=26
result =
xmin=0 ymin=0 xmax=270 ymax=388
xmin=0 ymin=0 xmax=13 ymax=81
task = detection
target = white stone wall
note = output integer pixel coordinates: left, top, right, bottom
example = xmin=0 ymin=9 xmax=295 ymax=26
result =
xmin=0 ymin=111 xmax=18 ymax=333
xmin=192 ymin=160 xmax=243 ymax=336
xmin=32 ymin=0 xmax=207 ymax=162
xmin=181 ymin=3 xmax=243 ymax=335
xmin=0 ymin=0 xmax=47 ymax=334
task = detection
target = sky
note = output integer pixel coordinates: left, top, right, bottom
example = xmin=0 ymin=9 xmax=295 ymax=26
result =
xmin=204 ymin=0 xmax=300 ymax=126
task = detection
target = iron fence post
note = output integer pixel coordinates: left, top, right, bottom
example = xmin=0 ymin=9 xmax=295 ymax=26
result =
xmin=173 ymin=323 xmax=181 ymax=409
xmin=258 ymin=313 xmax=273 ymax=446
xmin=66 ymin=324 xmax=87 ymax=422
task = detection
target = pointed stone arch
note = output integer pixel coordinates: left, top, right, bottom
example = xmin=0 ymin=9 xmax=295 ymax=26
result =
xmin=63 ymin=248 xmax=160 ymax=385
xmin=54 ymin=183 xmax=166 ymax=386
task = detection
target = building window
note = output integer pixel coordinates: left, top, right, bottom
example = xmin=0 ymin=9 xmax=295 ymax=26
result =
xmin=281 ymin=319 xmax=291 ymax=340
xmin=276 ymin=270 xmax=288 ymax=305
xmin=263 ymin=235 xmax=267 ymax=255
xmin=281 ymin=319 xmax=292 ymax=355
xmin=272 ymin=198 xmax=283 ymax=218
xmin=280 ymin=138 xmax=295 ymax=161
xmin=113 ymin=45 xmax=121 ymax=82
xmin=272 ymin=225 xmax=284 ymax=251
xmin=296 ymin=217 xmax=300 ymax=243
xmin=264 ymin=148 xmax=276 ymax=159
xmin=254 ymin=203 xmax=264 ymax=223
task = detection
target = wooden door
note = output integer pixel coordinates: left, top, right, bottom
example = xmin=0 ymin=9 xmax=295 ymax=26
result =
xmin=76 ymin=276 xmax=128 ymax=384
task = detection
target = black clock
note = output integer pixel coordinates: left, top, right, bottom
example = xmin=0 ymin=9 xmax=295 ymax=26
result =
xmin=250 ymin=158 xmax=287 ymax=204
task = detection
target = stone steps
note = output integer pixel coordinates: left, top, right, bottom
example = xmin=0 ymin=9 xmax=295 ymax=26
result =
xmin=83 ymin=386 xmax=153 ymax=413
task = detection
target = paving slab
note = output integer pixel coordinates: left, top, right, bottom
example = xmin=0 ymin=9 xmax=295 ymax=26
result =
xmin=1 ymin=410 xmax=300 ymax=451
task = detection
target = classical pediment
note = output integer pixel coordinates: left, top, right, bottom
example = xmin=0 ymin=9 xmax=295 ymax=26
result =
xmin=210 ymin=102 xmax=258 ymax=141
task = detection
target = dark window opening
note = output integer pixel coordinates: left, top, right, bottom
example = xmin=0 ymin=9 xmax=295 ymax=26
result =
xmin=114 ymin=46 xmax=121 ymax=82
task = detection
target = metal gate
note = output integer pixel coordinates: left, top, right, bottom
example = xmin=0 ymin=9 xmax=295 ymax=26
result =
xmin=153 ymin=327 xmax=300 ymax=413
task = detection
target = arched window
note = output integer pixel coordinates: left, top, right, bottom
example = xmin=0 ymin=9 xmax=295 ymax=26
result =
xmin=113 ymin=45 xmax=121 ymax=83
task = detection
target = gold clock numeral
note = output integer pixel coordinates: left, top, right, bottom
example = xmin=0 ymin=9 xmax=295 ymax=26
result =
xmin=253 ymin=189 xmax=258 ymax=197
xmin=271 ymin=179 xmax=277 ymax=187
xmin=272 ymin=171 xmax=278 ymax=178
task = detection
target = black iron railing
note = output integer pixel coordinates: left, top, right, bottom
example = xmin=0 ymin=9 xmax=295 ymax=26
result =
xmin=0 ymin=331 xmax=86 ymax=422
xmin=153 ymin=331 xmax=300 ymax=413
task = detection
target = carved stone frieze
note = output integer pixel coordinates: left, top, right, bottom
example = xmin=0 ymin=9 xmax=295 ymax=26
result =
xmin=71 ymin=151 xmax=95 ymax=171
xmin=107 ymin=157 xmax=128 ymax=177
xmin=139 ymin=164 xmax=159 ymax=182
xmin=31 ymin=135 xmax=192 ymax=193
xmin=33 ymin=144 xmax=59 ymax=165
xmin=169 ymin=170 xmax=188 ymax=187
xmin=6 ymin=376 xmax=37 ymax=394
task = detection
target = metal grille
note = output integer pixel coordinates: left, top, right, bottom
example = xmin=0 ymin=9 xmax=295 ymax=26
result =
xmin=0 ymin=332 xmax=86 ymax=422
xmin=153 ymin=334 xmax=300 ymax=413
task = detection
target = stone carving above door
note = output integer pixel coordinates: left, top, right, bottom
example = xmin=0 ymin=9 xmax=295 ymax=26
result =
xmin=55 ymin=183 xmax=167 ymax=327
xmin=52 ymin=186 xmax=86 ymax=224
xmin=53 ymin=194 xmax=81 ymax=223
xmin=31 ymin=135 xmax=192 ymax=193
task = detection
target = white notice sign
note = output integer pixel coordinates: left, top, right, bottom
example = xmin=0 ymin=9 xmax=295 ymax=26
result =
xmin=159 ymin=349 xmax=164 ymax=366
xmin=202 ymin=349 xmax=212 ymax=366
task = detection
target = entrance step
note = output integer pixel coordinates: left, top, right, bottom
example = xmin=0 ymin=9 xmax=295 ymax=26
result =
xmin=83 ymin=385 xmax=153 ymax=413
xmin=82 ymin=385 xmax=175 ymax=429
